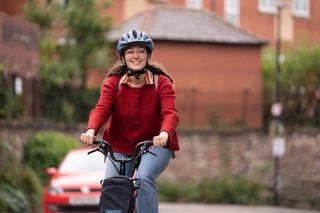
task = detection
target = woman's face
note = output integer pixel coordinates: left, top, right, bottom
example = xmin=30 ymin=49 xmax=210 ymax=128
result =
xmin=123 ymin=46 xmax=148 ymax=71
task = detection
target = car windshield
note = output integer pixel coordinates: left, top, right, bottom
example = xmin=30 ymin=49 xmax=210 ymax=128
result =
xmin=59 ymin=149 xmax=106 ymax=174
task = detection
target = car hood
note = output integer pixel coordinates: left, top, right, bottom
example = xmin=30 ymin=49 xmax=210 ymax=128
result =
xmin=50 ymin=172 xmax=105 ymax=188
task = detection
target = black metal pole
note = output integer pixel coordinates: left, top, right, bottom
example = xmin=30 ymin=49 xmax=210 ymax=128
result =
xmin=274 ymin=3 xmax=282 ymax=206
xmin=274 ymin=156 xmax=281 ymax=205
xmin=275 ymin=4 xmax=282 ymax=103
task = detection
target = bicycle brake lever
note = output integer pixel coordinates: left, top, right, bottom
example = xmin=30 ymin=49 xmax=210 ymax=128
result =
xmin=146 ymin=149 xmax=157 ymax=157
xmin=88 ymin=148 xmax=99 ymax=155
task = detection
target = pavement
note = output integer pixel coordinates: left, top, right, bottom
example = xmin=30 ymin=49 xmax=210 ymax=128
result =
xmin=159 ymin=203 xmax=320 ymax=213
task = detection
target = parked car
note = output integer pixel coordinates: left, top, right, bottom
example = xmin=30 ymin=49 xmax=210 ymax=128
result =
xmin=43 ymin=147 xmax=106 ymax=213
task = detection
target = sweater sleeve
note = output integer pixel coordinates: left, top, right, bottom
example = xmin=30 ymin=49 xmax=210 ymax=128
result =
xmin=86 ymin=76 xmax=119 ymax=134
xmin=157 ymin=76 xmax=179 ymax=140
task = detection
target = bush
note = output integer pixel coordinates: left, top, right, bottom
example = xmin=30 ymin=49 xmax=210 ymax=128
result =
xmin=0 ymin=140 xmax=42 ymax=213
xmin=23 ymin=131 xmax=81 ymax=185
xmin=158 ymin=176 xmax=263 ymax=205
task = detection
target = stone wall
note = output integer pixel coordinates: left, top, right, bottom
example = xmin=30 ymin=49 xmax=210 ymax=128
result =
xmin=1 ymin=121 xmax=319 ymax=210
xmin=162 ymin=129 xmax=320 ymax=210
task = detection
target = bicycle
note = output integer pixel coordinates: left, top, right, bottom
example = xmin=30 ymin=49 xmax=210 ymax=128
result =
xmin=88 ymin=138 xmax=155 ymax=213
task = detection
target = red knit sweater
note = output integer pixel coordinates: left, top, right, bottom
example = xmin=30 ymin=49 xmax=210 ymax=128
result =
xmin=87 ymin=75 xmax=179 ymax=155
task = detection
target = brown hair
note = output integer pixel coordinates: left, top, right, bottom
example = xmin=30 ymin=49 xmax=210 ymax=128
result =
xmin=107 ymin=60 xmax=173 ymax=83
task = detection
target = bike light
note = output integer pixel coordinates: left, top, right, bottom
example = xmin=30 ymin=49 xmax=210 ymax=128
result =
xmin=48 ymin=185 xmax=64 ymax=195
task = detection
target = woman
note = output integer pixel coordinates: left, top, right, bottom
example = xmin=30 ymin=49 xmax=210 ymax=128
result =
xmin=80 ymin=29 xmax=179 ymax=213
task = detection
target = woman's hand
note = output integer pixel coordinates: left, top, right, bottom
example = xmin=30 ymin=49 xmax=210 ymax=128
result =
xmin=153 ymin=131 xmax=169 ymax=147
xmin=79 ymin=129 xmax=95 ymax=145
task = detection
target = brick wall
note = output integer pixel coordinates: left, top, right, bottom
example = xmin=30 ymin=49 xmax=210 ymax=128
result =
xmin=1 ymin=121 xmax=319 ymax=210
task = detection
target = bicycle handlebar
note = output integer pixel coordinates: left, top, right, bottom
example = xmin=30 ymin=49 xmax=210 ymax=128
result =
xmin=88 ymin=138 xmax=154 ymax=163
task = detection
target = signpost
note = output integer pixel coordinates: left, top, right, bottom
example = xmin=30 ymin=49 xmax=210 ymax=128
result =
xmin=270 ymin=102 xmax=285 ymax=206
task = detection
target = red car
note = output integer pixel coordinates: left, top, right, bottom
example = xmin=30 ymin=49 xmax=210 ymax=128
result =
xmin=43 ymin=147 xmax=106 ymax=213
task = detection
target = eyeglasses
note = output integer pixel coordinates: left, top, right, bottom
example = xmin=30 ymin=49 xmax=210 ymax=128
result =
xmin=124 ymin=48 xmax=147 ymax=58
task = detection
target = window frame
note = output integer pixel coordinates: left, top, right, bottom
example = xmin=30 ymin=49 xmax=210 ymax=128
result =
xmin=258 ymin=0 xmax=277 ymax=14
xmin=224 ymin=0 xmax=240 ymax=26
xmin=186 ymin=0 xmax=204 ymax=9
xmin=292 ymin=0 xmax=310 ymax=18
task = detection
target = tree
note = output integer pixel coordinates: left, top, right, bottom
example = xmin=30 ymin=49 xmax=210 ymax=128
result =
xmin=281 ymin=45 xmax=320 ymax=127
xmin=262 ymin=44 xmax=320 ymax=129
xmin=24 ymin=0 xmax=112 ymax=121
xmin=61 ymin=0 xmax=112 ymax=90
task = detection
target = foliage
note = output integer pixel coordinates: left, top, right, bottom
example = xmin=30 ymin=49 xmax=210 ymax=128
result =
xmin=23 ymin=0 xmax=59 ymax=32
xmin=0 ymin=140 xmax=42 ymax=213
xmin=262 ymin=44 xmax=320 ymax=129
xmin=2 ymin=92 xmax=25 ymax=119
xmin=281 ymin=45 xmax=320 ymax=127
xmin=261 ymin=48 xmax=276 ymax=130
xmin=158 ymin=176 xmax=263 ymax=204
xmin=0 ymin=185 xmax=30 ymax=213
xmin=23 ymin=131 xmax=81 ymax=185
xmin=23 ymin=0 xmax=111 ymax=122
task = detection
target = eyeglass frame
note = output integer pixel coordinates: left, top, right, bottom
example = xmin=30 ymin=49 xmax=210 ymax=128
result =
xmin=124 ymin=47 xmax=148 ymax=58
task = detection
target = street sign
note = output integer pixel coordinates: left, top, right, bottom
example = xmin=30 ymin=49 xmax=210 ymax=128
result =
xmin=272 ymin=137 xmax=286 ymax=157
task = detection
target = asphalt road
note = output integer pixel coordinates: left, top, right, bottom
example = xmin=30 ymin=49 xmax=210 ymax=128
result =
xmin=159 ymin=203 xmax=320 ymax=213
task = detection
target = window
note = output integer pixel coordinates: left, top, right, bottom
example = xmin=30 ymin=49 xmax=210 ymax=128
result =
xmin=224 ymin=0 xmax=240 ymax=26
xmin=186 ymin=0 xmax=203 ymax=9
xmin=292 ymin=0 xmax=309 ymax=18
xmin=258 ymin=0 xmax=276 ymax=14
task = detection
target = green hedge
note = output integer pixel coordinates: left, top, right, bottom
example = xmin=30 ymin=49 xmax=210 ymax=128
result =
xmin=23 ymin=131 xmax=81 ymax=185
xmin=158 ymin=176 xmax=263 ymax=205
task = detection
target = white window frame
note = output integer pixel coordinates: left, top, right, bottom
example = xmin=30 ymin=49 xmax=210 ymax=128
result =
xmin=258 ymin=0 xmax=277 ymax=14
xmin=292 ymin=0 xmax=310 ymax=18
xmin=186 ymin=0 xmax=203 ymax=9
xmin=224 ymin=0 xmax=240 ymax=26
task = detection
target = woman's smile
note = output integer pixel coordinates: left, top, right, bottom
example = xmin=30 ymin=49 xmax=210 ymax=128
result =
xmin=124 ymin=47 xmax=148 ymax=70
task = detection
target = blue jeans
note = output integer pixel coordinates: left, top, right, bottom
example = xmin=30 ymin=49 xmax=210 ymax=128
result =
xmin=104 ymin=147 xmax=172 ymax=213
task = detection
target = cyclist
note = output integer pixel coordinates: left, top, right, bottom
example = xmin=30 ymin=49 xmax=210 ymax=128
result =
xmin=80 ymin=29 xmax=179 ymax=213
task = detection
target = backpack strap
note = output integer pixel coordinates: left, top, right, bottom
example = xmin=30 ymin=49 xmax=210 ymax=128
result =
xmin=153 ymin=73 xmax=158 ymax=94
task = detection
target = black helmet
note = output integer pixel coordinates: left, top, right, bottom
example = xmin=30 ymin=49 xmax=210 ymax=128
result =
xmin=117 ymin=29 xmax=154 ymax=55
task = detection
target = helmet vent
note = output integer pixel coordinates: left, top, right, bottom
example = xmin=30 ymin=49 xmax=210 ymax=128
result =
xmin=132 ymin=30 xmax=138 ymax=39
xmin=117 ymin=30 xmax=154 ymax=54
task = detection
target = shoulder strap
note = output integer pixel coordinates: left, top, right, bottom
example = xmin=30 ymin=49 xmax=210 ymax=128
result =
xmin=154 ymin=73 xmax=158 ymax=94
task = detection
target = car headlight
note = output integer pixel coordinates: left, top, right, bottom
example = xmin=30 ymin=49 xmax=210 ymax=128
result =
xmin=48 ymin=185 xmax=64 ymax=195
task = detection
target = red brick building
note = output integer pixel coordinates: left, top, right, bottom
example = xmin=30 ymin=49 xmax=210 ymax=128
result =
xmin=104 ymin=0 xmax=320 ymax=47
xmin=0 ymin=11 xmax=40 ymax=119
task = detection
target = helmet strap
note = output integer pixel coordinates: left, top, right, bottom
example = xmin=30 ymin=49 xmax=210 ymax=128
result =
xmin=127 ymin=68 xmax=146 ymax=80
xmin=122 ymin=56 xmax=149 ymax=80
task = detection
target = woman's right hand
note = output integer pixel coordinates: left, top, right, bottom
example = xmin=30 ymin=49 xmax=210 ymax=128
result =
xmin=79 ymin=129 xmax=95 ymax=145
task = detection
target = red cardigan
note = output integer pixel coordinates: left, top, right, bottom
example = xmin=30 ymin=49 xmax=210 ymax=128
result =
xmin=87 ymin=75 xmax=179 ymax=155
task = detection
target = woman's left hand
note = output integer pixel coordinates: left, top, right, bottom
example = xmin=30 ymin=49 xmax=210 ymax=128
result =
xmin=153 ymin=131 xmax=169 ymax=147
